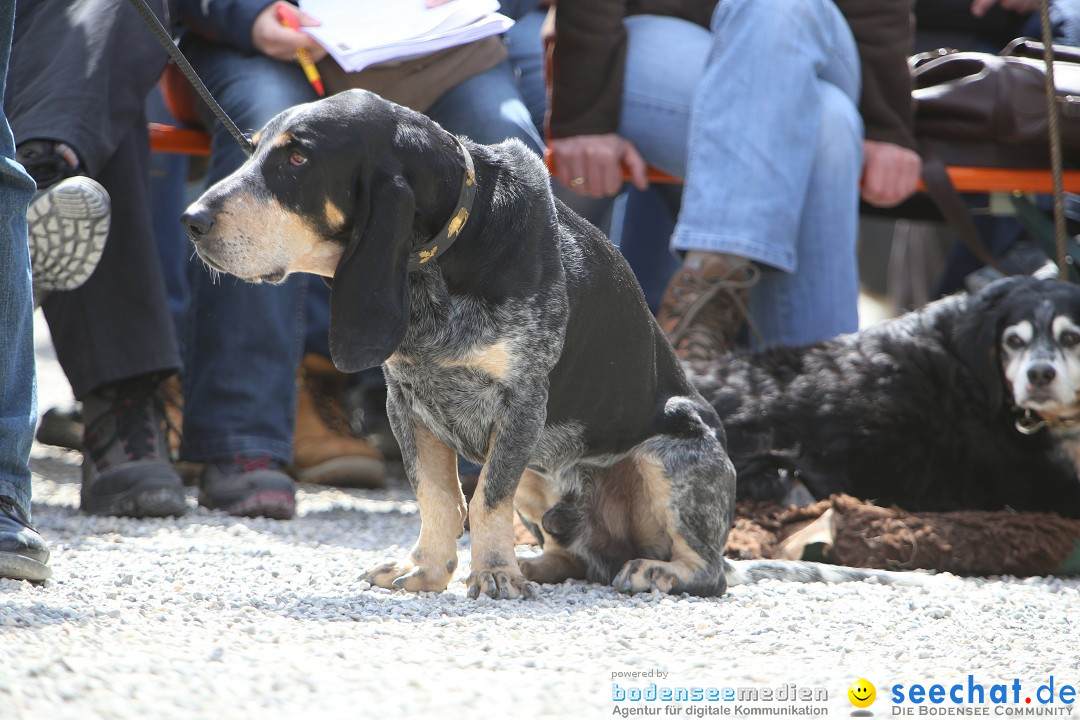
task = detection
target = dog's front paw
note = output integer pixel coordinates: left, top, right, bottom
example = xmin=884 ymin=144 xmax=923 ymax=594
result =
xmin=466 ymin=566 xmax=537 ymax=600
xmin=363 ymin=558 xmax=453 ymax=593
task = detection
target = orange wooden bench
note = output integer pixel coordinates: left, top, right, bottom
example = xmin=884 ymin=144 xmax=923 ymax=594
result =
xmin=148 ymin=63 xmax=213 ymax=157
xmin=542 ymin=147 xmax=1080 ymax=196
xmin=148 ymin=122 xmax=211 ymax=156
xmin=149 ymin=120 xmax=1080 ymax=198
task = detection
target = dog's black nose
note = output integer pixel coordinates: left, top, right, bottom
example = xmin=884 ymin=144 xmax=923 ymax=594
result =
xmin=182 ymin=207 xmax=215 ymax=237
xmin=1027 ymin=363 xmax=1057 ymax=387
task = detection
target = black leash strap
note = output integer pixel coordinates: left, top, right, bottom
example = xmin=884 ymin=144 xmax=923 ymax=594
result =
xmin=1039 ymin=0 xmax=1069 ymax=277
xmin=918 ymin=141 xmax=1009 ymax=275
xmin=126 ymin=0 xmax=254 ymax=157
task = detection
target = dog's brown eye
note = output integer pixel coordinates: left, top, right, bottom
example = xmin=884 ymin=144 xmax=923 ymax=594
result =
xmin=1060 ymin=330 xmax=1080 ymax=347
xmin=289 ymin=151 xmax=307 ymax=167
xmin=1005 ymin=334 xmax=1026 ymax=350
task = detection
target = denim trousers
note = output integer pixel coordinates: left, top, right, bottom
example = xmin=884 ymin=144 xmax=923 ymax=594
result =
xmin=617 ymin=0 xmax=863 ymax=348
xmin=0 ymin=0 xmax=38 ymax=514
xmin=179 ymin=37 xmax=545 ymax=463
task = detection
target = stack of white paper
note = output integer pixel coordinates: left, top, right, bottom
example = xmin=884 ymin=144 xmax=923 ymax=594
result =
xmin=299 ymin=0 xmax=514 ymax=73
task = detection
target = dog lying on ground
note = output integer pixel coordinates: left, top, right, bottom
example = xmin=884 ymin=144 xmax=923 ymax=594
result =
xmin=182 ymin=90 xmax=925 ymax=598
xmin=692 ymin=276 xmax=1080 ymax=518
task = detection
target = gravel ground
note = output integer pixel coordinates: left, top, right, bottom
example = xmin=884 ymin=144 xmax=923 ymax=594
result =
xmin=4 ymin=316 xmax=1079 ymax=720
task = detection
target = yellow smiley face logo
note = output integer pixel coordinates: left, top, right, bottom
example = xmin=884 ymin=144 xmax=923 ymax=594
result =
xmin=848 ymin=679 xmax=876 ymax=708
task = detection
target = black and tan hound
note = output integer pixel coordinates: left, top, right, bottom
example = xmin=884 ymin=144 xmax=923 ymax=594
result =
xmin=182 ymin=90 xmax=921 ymax=598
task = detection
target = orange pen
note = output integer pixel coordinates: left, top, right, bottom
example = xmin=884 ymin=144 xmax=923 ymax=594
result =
xmin=276 ymin=3 xmax=325 ymax=97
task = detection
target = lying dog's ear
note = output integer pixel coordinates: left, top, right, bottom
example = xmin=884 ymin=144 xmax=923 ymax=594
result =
xmin=328 ymin=173 xmax=416 ymax=373
xmin=951 ymin=277 xmax=1022 ymax=408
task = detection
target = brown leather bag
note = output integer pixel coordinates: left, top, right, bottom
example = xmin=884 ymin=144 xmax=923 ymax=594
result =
xmin=316 ymin=36 xmax=507 ymax=113
xmin=912 ymin=38 xmax=1080 ymax=168
xmin=910 ymin=39 xmax=1080 ymax=273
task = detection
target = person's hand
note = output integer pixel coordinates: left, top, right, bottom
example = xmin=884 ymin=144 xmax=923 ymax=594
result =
xmin=971 ymin=0 xmax=1041 ymax=17
xmin=252 ymin=2 xmax=327 ymax=63
xmin=550 ymin=134 xmax=648 ymax=198
xmin=861 ymin=140 xmax=922 ymax=208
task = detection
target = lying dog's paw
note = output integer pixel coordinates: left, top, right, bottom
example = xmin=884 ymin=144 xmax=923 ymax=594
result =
xmin=519 ymin=551 xmax=584 ymax=585
xmin=465 ymin=566 xmax=537 ymax=600
xmin=363 ymin=558 xmax=453 ymax=593
xmin=613 ymin=559 xmax=683 ymax=594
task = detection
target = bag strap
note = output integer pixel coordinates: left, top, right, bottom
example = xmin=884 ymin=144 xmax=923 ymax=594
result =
xmin=918 ymin=141 xmax=1010 ymax=274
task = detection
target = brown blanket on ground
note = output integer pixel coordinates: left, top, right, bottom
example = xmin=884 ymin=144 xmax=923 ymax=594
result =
xmin=725 ymin=495 xmax=1080 ymax=577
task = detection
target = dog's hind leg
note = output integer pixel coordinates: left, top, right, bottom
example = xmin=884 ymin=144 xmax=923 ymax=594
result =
xmin=613 ymin=401 xmax=736 ymax=597
xmin=515 ymin=470 xmax=587 ymax=584
xmin=364 ymin=415 xmax=466 ymax=593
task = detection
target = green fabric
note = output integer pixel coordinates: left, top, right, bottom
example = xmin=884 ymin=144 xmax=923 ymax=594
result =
xmin=1057 ymin=541 xmax=1080 ymax=575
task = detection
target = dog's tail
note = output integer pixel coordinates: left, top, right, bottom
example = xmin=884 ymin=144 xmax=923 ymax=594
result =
xmin=723 ymin=559 xmax=943 ymax=588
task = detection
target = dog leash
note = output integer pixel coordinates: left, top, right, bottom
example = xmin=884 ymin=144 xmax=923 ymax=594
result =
xmin=1038 ymin=0 xmax=1069 ymax=277
xmin=127 ymin=0 xmax=479 ymax=263
xmin=126 ymin=0 xmax=254 ymax=157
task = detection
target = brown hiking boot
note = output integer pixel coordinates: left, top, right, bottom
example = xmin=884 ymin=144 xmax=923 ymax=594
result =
xmin=161 ymin=374 xmax=184 ymax=462
xmin=291 ymin=353 xmax=388 ymax=489
xmin=656 ymin=254 xmax=761 ymax=364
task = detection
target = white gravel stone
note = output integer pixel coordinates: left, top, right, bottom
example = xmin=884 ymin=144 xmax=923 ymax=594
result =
xmin=8 ymin=312 xmax=1077 ymax=718
xmin=5 ymin=443 xmax=1078 ymax=720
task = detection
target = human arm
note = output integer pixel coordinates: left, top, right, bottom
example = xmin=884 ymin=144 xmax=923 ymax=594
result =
xmin=549 ymin=134 xmax=647 ymax=197
xmin=861 ymin=139 xmax=922 ymax=208
xmin=176 ymin=0 xmax=324 ymax=60
xmin=548 ymin=1 xmax=646 ymax=196
xmin=835 ymin=0 xmax=921 ymax=206
xmin=970 ymin=0 xmax=1041 ymax=17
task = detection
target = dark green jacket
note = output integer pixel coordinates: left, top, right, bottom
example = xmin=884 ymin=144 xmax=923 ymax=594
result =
xmin=550 ymin=0 xmax=916 ymax=149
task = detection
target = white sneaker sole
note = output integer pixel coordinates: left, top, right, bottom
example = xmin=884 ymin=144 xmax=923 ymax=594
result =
xmin=28 ymin=176 xmax=110 ymax=296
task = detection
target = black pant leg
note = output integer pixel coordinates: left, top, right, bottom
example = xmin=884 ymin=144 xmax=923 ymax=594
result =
xmin=6 ymin=0 xmax=171 ymax=174
xmin=42 ymin=118 xmax=181 ymax=399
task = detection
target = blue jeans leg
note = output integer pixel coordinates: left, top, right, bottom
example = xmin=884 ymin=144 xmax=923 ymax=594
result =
xmin=0 ymin=0 xmax=37 ymax=513
xmin=505 ymin=9 xmax=547 ymax=134
xmin=427 ymin=57 xmax=544 ymax=153
xmin=305 ymin=274 xmax=331 ymax=358
xmin=619 ymin=1 xmax=863 ymax=347
xmin=146 ymin=86 xmax=191 ymax=347
xmin=180 ymin=42 xmax=317 ymax=464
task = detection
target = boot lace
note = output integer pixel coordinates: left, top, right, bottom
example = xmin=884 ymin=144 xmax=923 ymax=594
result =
xmin=84 ymin=375 xmax=166 ymax=468
xmin=663 ymin=263 xmax=763 ymax=362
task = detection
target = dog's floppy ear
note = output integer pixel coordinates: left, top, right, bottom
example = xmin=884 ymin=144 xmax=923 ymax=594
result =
xmin=328 ymin=172 xmax=416 ymax=373
xmin=950 ymin=277 xmax=1023 ymax=408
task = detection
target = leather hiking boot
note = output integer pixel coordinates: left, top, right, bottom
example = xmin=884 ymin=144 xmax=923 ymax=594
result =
xmin=0 ymin=498 xmax=51 ymax=582
xmin=199 ymin=455 xmax=296 ymax=520
xmin=81 ymin=374 xmax=187 ymax=518
xmin=656 ymin=254 xmax=761 ymax=364
xmin=159 ymin=376 xmax=202 ymax=487
xmin=291 ymin=353 xmax=387 ymax=489
xmin=159 ymin=374 xmax=184 ymax=462
xmin=35 ymin=403 xmax=84 ymax=451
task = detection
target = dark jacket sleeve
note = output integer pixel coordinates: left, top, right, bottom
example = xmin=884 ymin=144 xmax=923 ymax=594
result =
xmin=176 ymin=0 xmax=276 ymax=54
xmin=836 ymin=0 xmax=916 ymax=149
xmin=549 ymin=0 xmax=628 ymax=138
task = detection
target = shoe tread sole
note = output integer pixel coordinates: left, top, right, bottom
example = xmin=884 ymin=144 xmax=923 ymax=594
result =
xmin=28 ymin=177 xmax=110 ymax=292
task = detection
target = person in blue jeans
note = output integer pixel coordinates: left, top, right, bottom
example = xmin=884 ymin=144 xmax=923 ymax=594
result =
xmin=550 ymin=0 xmax=923 ymax=363
xmin=0 ymin=0 xmax=51 ymax=582
xmin=175 ymin=0 xmax=549 ymax=518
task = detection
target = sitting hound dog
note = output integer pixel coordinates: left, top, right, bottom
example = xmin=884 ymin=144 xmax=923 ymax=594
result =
xmin=182 ymin=90 xmax=922 ymax=599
